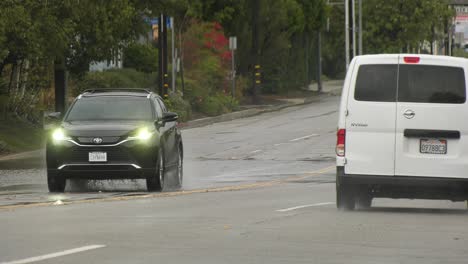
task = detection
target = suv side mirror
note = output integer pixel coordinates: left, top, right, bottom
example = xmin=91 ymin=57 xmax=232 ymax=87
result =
xmin=162 ymin=112 xmax=178 ymax=123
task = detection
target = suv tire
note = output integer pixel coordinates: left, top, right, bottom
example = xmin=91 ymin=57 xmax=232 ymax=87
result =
xmin=147 ymin=149 xmax=164 ymax=192
xmin=47 ymin=171 xmax=66 ymax=192
xmin=175 ymin=145 xmax=183 ymax=189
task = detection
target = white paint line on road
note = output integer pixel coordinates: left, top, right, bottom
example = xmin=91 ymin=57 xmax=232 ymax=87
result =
xmin=276 ymin=202 xmax=334 ymax=212
xmin=249 ymin=149 xmax=263 ymax=154
xmin=289 ymin=134 xmax=319 ymax=142
xmin=1 ymin=245 xmax=106 ymax=264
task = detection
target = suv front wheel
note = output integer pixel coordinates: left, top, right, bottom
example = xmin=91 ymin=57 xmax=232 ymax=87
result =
xmin=147 ymin=149 xmax=165 ymax=192
xmin=47 ymin=171 xmax=66 ymax=192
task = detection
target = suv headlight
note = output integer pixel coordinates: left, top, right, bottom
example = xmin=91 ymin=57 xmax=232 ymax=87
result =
xmin=52 ymin=128 xmax=70 ymax=144
xmin=129 ymin=127 xmax=154 ymax=141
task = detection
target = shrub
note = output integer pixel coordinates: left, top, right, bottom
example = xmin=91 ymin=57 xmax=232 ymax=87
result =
xmin=164 ymin=92 xmax=192 ymax=122
xmin=198 ymin=94 xmax=238 ymax=116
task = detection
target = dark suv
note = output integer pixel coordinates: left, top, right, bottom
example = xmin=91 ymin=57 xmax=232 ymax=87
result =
xmin=46 ymin=89 xmax=183 ymax=192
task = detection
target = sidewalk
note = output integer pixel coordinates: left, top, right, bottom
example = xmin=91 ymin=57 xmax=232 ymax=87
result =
xmin=181 ymin=79 xmax=343 ymax=129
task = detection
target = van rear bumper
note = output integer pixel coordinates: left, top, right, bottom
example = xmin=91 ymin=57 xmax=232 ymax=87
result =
xmin=337 ymin=166 xmax=468 ymax=201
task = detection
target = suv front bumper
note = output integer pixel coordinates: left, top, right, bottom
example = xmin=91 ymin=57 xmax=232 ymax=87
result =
xmin=47 ymin=140 xmax=158 ymax=180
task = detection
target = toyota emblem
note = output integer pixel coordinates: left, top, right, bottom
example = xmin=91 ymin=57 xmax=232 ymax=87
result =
xmin=93 ymin=137 xmax=103 ymax=144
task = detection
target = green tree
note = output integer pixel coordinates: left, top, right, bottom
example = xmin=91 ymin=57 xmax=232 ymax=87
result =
xmin=363 ymin=0 xmax=455 ymax=53
xmin=123 ymin=43 xmax=158 ymax=73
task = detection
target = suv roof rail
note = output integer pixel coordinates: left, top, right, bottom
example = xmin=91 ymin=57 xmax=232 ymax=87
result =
xmin=82 ymin=88 xmax=152 ymax=94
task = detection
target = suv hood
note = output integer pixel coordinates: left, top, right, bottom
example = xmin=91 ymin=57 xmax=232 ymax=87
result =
xmin=62 ymin=120 xmax=153 ymax=137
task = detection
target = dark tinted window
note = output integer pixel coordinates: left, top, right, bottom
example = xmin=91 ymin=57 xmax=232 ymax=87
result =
xmin=66 ymin=96 xmax=153 ymax=121
xmin=398 ymin=65 xmax=466 ymax=104
xmin=354 ymin=64 xmax=398 ymax=102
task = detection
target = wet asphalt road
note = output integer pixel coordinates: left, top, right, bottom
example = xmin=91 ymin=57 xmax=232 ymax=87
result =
xmin=0 ymin=95 xmax=337 ymax=206
xmin=1 ymin=95 xmax=468 ymax=264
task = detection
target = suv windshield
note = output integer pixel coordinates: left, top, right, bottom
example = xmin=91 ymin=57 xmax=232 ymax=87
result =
xmin=66 ymin=96 xmax=153 ymax=121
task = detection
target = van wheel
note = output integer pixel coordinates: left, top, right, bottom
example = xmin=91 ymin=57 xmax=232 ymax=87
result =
xmin=336 ymin=183 xmax=355 ymax=211
xmin=357 ymin=194 xmax=372 ymax=209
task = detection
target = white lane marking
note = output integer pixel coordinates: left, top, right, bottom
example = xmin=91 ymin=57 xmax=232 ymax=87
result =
xmin=249 ymin=149 xmax=263 ymax=154
xmin=276 ymin=202 xmax=334 ymax=212
xmin=1 ymin=245 xmax=106 ymax=264
xmin=289 ymin=134 xmax=319 ymax=142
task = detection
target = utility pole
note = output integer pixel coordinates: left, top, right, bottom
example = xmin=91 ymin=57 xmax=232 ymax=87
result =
xmin=345 ymin=0 xmax=350 ymax=69
xmin=162 ymin=14 xmax=169 ymax=98
xmin=252 ymin=0 xmax=260 ymax=103
xmin=352 ymin=0 xmax=356 ymax=58
xmin=358 ymin=0 xmax=363 ymax=55
xmin=171 ymin=17 xmax=176 ymax=93
xmin=317 ymin=31 xmax=322 ymax=92
xmin=54 ymin=59 xmax=67 ymax=113
xmin=157 ymin=14 xmax=163 ymax=95
xmin=229 ymin=37 xmax=237 ymax=98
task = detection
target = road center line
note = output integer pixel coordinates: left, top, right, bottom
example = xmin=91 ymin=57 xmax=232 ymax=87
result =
xmin=289 ymin=134 xmax=319 ymax=142
xmin=1 ymin=245 xmax=106 ymax=264
xmin=249 ymin=149 xmax=263 ymax=154
xmin=276 ymin=202 xmax=334 ymax=212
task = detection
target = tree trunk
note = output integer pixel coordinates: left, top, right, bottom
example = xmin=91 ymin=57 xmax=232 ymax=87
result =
xmin=19 ymin=60 xmax=29 ymax=99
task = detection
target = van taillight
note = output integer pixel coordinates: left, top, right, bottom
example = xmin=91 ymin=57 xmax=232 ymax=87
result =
xmin=404 ymin=56 xmax=420 ymax=64
xmin=336 ymin=129 xmax=346 ymax=157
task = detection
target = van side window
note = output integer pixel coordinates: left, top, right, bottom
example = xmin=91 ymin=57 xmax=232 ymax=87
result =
xmin=354 ymin=64 xmax=397 ymax=102
xmin=398 ymin=65 xmax=466 ymax=104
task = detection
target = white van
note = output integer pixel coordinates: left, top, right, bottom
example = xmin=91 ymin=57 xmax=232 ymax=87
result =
xmin=336 ymin=54 xmax=468 ymax=210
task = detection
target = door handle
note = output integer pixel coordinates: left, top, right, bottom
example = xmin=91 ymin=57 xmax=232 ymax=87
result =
xmin=403 ymin=109 xmax=415 ymax=119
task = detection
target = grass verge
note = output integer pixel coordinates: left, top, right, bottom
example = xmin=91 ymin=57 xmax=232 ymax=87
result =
xmin=0 ymin=118 xmax=45 ymax=156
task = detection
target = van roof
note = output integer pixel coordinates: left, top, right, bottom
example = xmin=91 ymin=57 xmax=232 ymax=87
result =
xmin=353 ymin=54 xmax=467 ymax=63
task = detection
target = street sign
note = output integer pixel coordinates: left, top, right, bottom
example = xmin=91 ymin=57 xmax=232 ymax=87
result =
xmin=150 ymin=18 xmax=159 ymax=26
xmin=169 ymin=17 xmax=174 ymax=29
xmin=229 ymin=37 xmax=237 ymax=51
xmin=148 ymin=17 xmax=172 ymax=28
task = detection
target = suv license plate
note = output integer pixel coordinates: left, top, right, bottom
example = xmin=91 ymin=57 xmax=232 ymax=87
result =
xmin=89 ymin=152 xmax=107 ymax=162
xmin=420 ymin=139 xmax=447 ymax=154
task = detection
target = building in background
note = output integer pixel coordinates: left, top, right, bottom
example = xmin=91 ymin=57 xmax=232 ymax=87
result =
xmin=89 ymin=51 xmax=123 ymax=72
xmin=452 ymin=0 xmax=468 ymax=48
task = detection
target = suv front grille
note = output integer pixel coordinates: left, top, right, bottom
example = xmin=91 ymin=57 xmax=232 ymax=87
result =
xmin=75 ymin=137 xmax=122 ymax=144
xmin=62 ymin=147 xmax=134 ymax=163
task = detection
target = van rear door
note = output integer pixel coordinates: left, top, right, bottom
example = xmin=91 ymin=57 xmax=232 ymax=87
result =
xmin=345 ymin=56 xmax=398 ymax=176
xmin=395 ymin=56 xmax=468 ymax=178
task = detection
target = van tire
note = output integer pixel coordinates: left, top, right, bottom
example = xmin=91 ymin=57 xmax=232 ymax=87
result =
xmin=357 ymin=194 xmax=372 ymax=209
xmin=336 ymin=183 xmax=356 ymax=211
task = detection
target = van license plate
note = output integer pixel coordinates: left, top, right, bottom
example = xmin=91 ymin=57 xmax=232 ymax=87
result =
xmin=89 ymin=152 xmax=107 ymax=162
xmin=420 ymin=139 xmax=447 ymax=154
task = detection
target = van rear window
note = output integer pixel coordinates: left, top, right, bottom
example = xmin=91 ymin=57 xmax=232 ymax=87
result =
xmin=354 ymin=64 xmax=397 ymax=102
xmin=398 ymin=65 xmax=466 ymax=104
